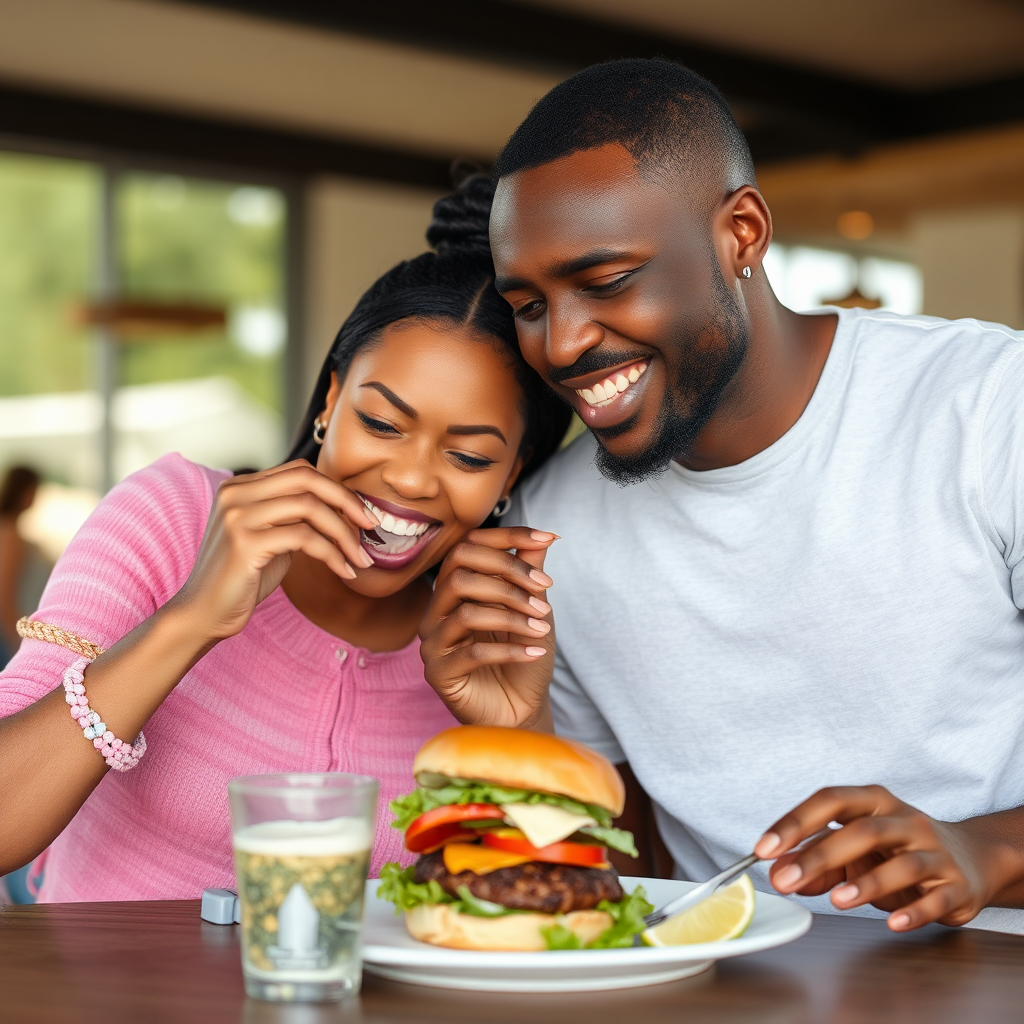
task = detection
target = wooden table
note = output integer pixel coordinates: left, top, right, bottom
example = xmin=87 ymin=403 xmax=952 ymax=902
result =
xmin=3 ymin=900 xmax=1023 ymax=1023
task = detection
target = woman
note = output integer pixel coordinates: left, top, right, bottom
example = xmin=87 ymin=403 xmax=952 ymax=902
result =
xmin=0 ymin=176 xmax=570 ymax=902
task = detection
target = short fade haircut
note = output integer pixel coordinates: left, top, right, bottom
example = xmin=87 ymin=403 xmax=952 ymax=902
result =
xmin=494 ymin=58 xmax=756 ymax=205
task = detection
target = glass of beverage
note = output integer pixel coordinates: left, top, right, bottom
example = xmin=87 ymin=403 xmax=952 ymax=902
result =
xmin=228 ymin=773 xmax=378 ymax=1003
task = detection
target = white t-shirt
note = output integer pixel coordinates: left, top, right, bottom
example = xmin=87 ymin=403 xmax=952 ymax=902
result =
xmin=510 ymin=308 xmax=1024 ymax=931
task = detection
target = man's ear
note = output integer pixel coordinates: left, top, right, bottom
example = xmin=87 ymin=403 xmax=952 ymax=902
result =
xmin=718 ymin=185 xmax=773 ymax=280
xmin=320 ymin=371 xmax=343 ymax=427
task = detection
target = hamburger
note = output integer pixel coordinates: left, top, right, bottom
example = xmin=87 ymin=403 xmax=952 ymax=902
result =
xmin=377 ymin=726 xmax=652 ymax=951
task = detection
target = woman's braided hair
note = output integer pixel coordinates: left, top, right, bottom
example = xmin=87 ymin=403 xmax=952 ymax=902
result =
xmin=288 ymin=173 xmax=570 ymax=484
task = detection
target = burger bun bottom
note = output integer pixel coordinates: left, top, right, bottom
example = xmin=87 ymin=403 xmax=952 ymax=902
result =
xmin=405 ymin=903 xmax=613 ymax=952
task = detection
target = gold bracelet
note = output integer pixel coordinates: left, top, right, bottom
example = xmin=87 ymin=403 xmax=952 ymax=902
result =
xmin=16 ymin=617 xmax=107 ymax=660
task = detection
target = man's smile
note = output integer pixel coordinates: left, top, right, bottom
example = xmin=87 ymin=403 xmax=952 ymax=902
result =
xmin=572 ymin=360 xmax=648 ymax=409
xmin=558 ymin=358 xmax=653 ymax=429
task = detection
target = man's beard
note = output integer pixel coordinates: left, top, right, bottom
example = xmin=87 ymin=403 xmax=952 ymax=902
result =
xmin=593 ymin=275 xmax=749 ymax=486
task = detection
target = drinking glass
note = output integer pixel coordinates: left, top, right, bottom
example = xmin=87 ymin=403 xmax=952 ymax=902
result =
xmin=228 ymin=773 xmax=378 ymax=1003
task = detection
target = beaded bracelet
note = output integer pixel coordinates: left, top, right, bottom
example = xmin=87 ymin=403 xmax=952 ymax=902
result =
xmin=63 ymin=657 xmax=147 ymax=772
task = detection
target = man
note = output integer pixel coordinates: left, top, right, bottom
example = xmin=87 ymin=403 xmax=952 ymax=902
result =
xmin=419 ymin=59 xmax=1024 ymax=932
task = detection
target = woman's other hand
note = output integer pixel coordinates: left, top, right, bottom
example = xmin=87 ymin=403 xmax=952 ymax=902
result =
xmin=173 ymin=460 xmax=380 ymax=642
xmin=419 ymin=526 xmax=557 ymax=730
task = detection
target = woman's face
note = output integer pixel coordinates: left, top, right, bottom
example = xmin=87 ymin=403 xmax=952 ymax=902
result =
xmin=316 ymin=319 xmax=528 ymax=597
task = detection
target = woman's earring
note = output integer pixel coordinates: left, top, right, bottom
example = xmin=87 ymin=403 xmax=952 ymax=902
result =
xmin=742 ymin=266 xmax=752 ymax=279
xmin=492 ymin=496 xmax=512 ymax=518
xmin=312 ymin=418 xmax=326 ymax=445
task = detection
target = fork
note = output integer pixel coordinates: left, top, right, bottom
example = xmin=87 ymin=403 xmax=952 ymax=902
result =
xmin=643 ymin=828 xmax=834 ymax=928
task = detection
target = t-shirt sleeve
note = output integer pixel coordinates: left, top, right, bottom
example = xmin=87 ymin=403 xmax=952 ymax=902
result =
xmin=551 ymin=646 xmax=626 ymax=765
xmin=0 ymin=454 xmax=221 ymax=718
xmin=980 ymin=349 xmax=1024 ymax=610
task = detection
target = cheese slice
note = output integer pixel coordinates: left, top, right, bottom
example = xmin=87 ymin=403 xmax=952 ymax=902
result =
xmin=443 ymin=842 xmax=533 ymax=875
xmin=499 ymin=803 xmax=597 ymax=850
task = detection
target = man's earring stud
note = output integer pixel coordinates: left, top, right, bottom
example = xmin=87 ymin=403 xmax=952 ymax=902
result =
xmin=742 ymin=266 xmax=752 ymax=279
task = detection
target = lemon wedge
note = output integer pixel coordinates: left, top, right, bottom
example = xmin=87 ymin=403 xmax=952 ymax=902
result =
xmin=641 ymin=874 xmax=756 ymax=946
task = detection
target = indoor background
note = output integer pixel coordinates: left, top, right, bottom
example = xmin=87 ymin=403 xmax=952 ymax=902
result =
xmin=1 ymin=0 xmax=1022 ymax=556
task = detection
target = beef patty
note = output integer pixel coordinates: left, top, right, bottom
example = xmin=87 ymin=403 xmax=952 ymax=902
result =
xmin=414 ymin=850 xmax=624 ymax=914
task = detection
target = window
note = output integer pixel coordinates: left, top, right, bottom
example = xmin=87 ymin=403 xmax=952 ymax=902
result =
xmin=0 ymin=149 xmax=291 ymax=557
xmin=763 ymin=244 xmax=922 ymax=315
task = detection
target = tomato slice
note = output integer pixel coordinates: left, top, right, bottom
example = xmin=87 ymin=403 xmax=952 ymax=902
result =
xmin=481 ymin=828 xmax=609 ymax=868
xmin=405 ymin=803 xmax=505 ymax=853
xmin=408 ymin=823 xmax=476 ymax=854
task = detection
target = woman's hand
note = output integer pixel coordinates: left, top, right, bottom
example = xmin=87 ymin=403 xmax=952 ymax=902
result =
xmin=755 ymin=785 xmax=1004 ymax=930
xmin=419 ymin=527 xmax=558 ymax=730
xmin=173 ymin=460 xmax=379 ymax=642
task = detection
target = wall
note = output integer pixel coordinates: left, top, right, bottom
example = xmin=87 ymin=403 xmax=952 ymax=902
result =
xmin=911 ymin=206 xmax=1024 ymax=328
xmin=302 ymin=176 xmax=442 ymax=399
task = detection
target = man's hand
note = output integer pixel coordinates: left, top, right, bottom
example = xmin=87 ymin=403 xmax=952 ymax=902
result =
xmin=419 ymin=527 xmax=557 ymax=730
xmin=753 ymin=785 xmax=1009 ymax=931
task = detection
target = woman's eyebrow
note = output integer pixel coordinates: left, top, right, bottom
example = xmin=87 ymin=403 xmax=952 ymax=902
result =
xmin=361 ymin=381 xmax=416 ymax=418
xmin=447 ymin=424 xmax=507 ymax=445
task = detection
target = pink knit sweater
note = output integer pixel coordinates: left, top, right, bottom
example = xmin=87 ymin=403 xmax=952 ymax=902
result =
xmin=0 ymin=454 xmax=456 ymax=902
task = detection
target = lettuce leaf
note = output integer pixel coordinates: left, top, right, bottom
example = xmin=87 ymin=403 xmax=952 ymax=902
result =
xmin=377 ymin=862 xmax=455 ymax=914
xmin=376 ymin=862 xmax=521 ymax=918
xmin=388 ymin=779 xmax=615 ymax=832
xmin=455 ymin=886 xmax=523 ymax=918
xmin=539 ymin=922 xmax=583 ymax=950
xmin=577 ymin=826 xmax=638 ymax=858
xmin=540 ymin=886 xmax=654 ymax=951
xmin=587 ymin=885 xmax=655 ymax=948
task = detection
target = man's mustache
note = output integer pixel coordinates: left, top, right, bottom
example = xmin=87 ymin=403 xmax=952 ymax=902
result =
xmin=547 ymin=347 xmax=652 ymax=385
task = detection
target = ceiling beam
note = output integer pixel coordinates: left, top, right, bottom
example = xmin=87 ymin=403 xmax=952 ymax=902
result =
xmin=5 ymin=3 xmax=1022 ymax=182
xmin=0 ymin=82 xmax=455 ymax=187
xmin=177 ymin=0 xmax=1024 ymax=163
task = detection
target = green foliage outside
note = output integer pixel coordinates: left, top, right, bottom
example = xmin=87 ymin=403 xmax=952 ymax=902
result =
xmin=117 ymin=172 xmax=286 ymax=412
xmin=0 ymin=152 xmax=286 ymax=414
xmin=0 ymin=152 xmax=98 ymax=397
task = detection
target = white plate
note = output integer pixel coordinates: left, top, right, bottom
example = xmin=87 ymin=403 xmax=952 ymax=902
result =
xmin=361 ymin=876 xmax=811 ymax=993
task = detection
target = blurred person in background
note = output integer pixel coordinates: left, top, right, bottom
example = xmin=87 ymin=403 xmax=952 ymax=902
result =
xmin=0 ymin=465 xmax=48 ymax=666
xmin=0 ymin=175 xmax=570 ymax=902
xmin=0 ymin=464 xmax=48 ymax=904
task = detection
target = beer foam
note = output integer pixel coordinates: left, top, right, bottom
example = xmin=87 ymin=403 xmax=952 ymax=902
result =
xmin=234 ymin=817 xmax=371 ymax=856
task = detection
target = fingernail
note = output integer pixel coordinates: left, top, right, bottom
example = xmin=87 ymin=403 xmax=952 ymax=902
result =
xmin=528 ymin=596 xmax=551 ymax=615
xmin=355 ymin=549 xmax=375 ymax=568
xmin=774 ymin=864 xmax=803 ymax=890
xmin=364 ymin=508 xmax=380 ymax=525
xmin=756 ymin=832 xmax=781 ymax=857
xmin=527 ymin=617 xmax=551 ymax=634
xmin=524 ymin=646 xmax=546 ymax=657
xmin=890 ymin=912 xmax=911 ymax=930
xmin=341 ymin=563 xmax=357 ymax=579
xmin=834 ymin=884 xmax=859 ymax=904
xmin=530 ymin=531 xmax=558 ymax=542
xmin=529 ymin=569 xmax=553 ymax=587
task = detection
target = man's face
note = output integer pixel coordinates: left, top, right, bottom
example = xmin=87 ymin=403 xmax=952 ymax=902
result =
xmin=491 ymin=144 xmax=748 ymax=483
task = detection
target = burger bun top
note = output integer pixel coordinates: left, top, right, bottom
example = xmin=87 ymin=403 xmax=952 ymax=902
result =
xmin=413 ymin=725 xmax=625 ymax=817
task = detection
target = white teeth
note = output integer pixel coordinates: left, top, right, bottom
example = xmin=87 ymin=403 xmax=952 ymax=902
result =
xmin=574 ymin=363 xmax=649 ymax=408
xmin=360 ymin=497 xmax=431 ymax=540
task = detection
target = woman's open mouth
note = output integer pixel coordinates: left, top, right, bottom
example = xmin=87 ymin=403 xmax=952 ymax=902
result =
xmin=357 ymin=493 xmax=442 ymax=570
xmin=569 ymin=360 xmax=650 ymax=429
